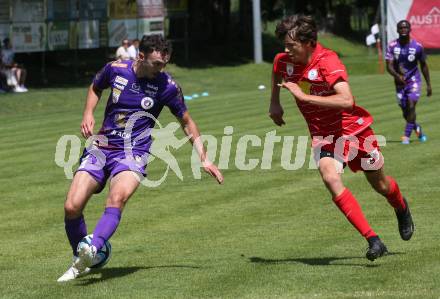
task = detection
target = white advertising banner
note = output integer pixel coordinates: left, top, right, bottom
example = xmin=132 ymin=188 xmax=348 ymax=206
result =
xmin=11 ymin=22 xmax=46 ymax=52
xmin=387 ymin=0 xmax=440 ymax=48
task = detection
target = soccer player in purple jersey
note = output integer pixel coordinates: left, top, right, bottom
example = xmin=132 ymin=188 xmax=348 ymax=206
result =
xmin=57 ymin=35 xmax=224 ymax=282
xmin=385 ymin=20 xmax=432 ymax=144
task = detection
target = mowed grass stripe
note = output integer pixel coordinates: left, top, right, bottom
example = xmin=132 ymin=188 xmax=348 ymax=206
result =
xmin=1 ymin=70 xmax=440 ymax=298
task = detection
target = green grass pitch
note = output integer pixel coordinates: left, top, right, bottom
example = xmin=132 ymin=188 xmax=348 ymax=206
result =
xmin=0 ymin=64 xmax=439 ymax=298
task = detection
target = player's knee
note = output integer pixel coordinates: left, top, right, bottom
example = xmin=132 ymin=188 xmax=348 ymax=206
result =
xmin=322 ymin=174 xmax=342 ymax=191
xmin=371 ymin=180 xmax=388 ymax=195
xmin=64 ymin=201 xmax=82 ymax=217
xmin=106 ymin=193 xmax=127 ymax=208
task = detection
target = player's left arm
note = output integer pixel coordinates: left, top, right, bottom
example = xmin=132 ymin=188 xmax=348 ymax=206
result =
xmin=279 ymin=79 xmax=354 ymax=109
xmin=420 ymin=60 xmax=432 ymax=97
xmin=177 ymin=111 xmax=224 ymax=184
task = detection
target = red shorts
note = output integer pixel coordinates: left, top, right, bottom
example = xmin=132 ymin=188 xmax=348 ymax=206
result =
xmin=312 ymin=127 xmax=384 ymax=172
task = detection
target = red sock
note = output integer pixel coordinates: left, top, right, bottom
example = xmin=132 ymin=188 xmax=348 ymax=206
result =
xmin=385 ymin=176 xmax=406 ymax=212
xmin=333 ymin=188 xmax=377 ymax=239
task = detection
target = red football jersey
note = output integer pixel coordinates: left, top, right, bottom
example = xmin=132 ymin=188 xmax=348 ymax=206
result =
xmin=273 ymin=43 xmax=373 ymax=142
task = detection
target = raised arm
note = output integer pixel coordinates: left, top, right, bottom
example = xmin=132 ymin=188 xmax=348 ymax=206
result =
xmin=177 ymin=111 xmax=224 ymax=184
xmin=81 ymin=84 xmax=102 ymax=138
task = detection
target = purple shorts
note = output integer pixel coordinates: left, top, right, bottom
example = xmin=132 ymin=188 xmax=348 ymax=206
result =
xmin=76 ymin=146 xmax=148 ymax=193
xmin=396 ymin=82 xmax=421 ymax=108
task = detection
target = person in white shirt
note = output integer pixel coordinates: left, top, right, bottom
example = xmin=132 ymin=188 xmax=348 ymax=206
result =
xmin=127 ymin=39 xmax=139 ymax=60
xmin=1 ymin=38 xmax=27 ymax=92
xmin=115 ymin=39 xmax=130 ymax=60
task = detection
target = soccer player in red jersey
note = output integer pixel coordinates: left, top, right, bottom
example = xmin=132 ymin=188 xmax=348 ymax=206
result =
xmin=269 ymin=15 xmax=414 ymax=261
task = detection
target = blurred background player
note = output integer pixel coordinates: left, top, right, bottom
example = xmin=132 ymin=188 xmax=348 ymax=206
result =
xmin=270 ymin=15 xmax=414 ymax=261
xmin=58 ymin=34 xmax=223 ymax=282
xmin=115 ymin=39 xmax=131 ymax=60
xmin=385 ymin=20 xmax=432 ymax=144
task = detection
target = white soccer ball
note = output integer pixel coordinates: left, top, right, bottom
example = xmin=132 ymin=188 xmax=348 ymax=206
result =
xmin=77 ymin=234 xmax=112 ymax=268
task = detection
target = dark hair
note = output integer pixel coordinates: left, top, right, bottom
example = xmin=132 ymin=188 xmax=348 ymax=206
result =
xmin=139 ymin=34 xmax=172 ymax=57
xmin=397 ymin=20 xmax=411 ymax=30
xmin=275 ymin=15 xmax=317 ymax=46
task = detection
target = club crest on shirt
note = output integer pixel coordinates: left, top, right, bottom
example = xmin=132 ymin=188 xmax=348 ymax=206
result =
xmin=286 ymin=63 xmax=294 ymax=76
xmin=408 ymin=54 xmax=415 ymax=62
xmin=141 ymin=97 xmax=154 ymax=110
xmin=308 ymin=69 xmax=318 ymax=80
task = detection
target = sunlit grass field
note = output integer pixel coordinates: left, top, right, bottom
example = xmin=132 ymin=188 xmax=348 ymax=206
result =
xmin=0 ymin=63 xmax=439 ymax=298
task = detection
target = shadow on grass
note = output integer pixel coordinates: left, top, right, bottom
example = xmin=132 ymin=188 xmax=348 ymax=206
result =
xmin=75 ymin=265 xmax=201 ymax=285
xmin=248 ymin=252 xmax=404 ymax=268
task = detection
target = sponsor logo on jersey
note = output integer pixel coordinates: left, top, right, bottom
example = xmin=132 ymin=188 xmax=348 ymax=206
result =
xmin=408 ymin=54 xmax=415 ymax=62
xmin=115 ymin=75 xmax=128 ymax=86
xmin=141 ymin=97 xmax=155 ymax=110
xmin=146 ymin=83 xmax=158 ymax=91
xmin=114 ymin=112 xmax=127 ymax=128
xmin=112 ymin=88 xmax=121 ymax=103
xmin=298 ymin=81 xmax=311 ymax=94
xmin=308 ymin=69 xmax=318 ymax=80
xmin=110 ymin=130 xmax=131 ymax=139
xmin=286 ymin=63 xmax=294 ymax=76
xmin=144 ymin=89 xmax=157 ymax=96
xmin=393 ymin=47 xmax=401 ymax=59
xmin=114 ymin=83 xmax=125 ymax=90
xmin=111 ymin=62 xmax=128 ymax=68
xmin=130 ymin=83 xmax=141 ymax=93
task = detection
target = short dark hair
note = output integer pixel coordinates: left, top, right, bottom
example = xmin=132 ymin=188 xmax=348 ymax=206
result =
xmin=275 ymin=15 xmax=317 ymax=46
xmin=397 ymin=20 xmax=411 ymax=29
xmin=139 ymin=34 xmax=172 ymax=57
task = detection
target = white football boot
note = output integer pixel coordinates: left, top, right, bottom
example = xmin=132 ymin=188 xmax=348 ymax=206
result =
xmin=78 ymin=243 xmax=104 ymax=268
xmin=57 ymin=256 xmax=91 ymax=282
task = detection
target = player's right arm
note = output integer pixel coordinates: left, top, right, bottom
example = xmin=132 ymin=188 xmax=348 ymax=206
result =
xmin=81 ymin=63 xmax=112 ymax=138
xmin=81 ymin=84 xmax=102 ymax=138
xmin=385 ymin=60 xmax=405 ymax=85
xmin=269 ymin=54 xmax=285 ymax=126
xmin=385 ymin=43 xmax=405 ymax=85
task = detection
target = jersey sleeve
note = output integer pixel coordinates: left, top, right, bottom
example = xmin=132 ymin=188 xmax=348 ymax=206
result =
xmin=163 ymin=82 xmax=187 ymax=118
xmin=92 ymin=62 xmax=112 ymax=90
xmin=320 ymin=52 xmax=348 ymax=87
xmin=273 ymin=53 xmax=284 ymax=75
xmin=385 ymin=43 xmax=394 ymax=61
